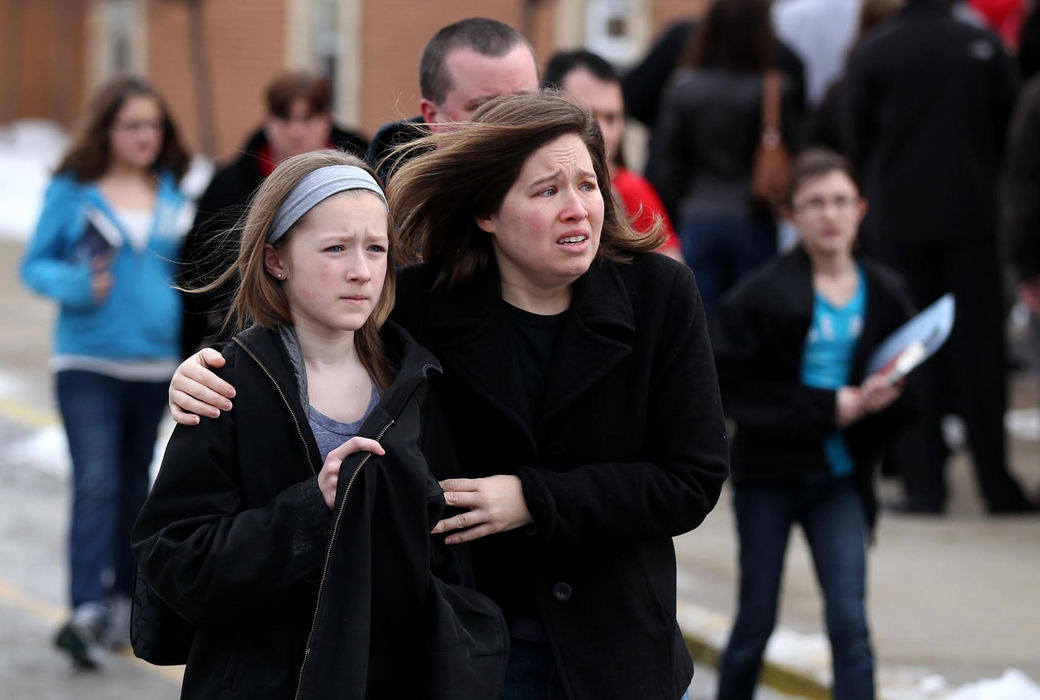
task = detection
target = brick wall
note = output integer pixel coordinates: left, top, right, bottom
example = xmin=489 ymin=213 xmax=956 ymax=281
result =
xmin=148 ymin=0 xmax=286 ymax=160
xmin=0 ymin=0 xmax=88 ymax=127
xmin=359 ymin=0 xmax=532 ymax=134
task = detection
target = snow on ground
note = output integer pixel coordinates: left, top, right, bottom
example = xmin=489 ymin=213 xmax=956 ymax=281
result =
xmin=0 ymin=120 xmax=66 ymax=242
xmin=0 ymin=119 xmax=212 ymax=243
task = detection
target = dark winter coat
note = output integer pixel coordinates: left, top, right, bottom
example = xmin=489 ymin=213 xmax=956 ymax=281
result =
xmin=391 ymin=252 xmax=730 ymax=700
xmin=621 ymin=20 xmax=807 ymax=129
xmin=131 ymin=322 xmax=508 ymax=699
xmin=365 ymin=116 xmax=428 ymax=185
xmin=178 ymin=125 xmax=368 ymax=356
xmin=841 ymin=0 xmax=1018 ymax=246
xmin=1003 ymin=73 xmax=1040 ymax=281
xmin=710 ymin=247 xmax=916 ymax=529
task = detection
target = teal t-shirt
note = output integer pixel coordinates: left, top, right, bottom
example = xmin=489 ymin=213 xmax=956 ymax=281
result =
xmin=800 ymin=268 xmax=866 ymax=478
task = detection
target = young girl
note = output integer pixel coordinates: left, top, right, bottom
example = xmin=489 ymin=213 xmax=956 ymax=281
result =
xmin=131 ymin=151 xmax=506 ymax=699
xmin=20 ymin=76 xmax=190 ymax=667
xmin=710 ymin=149 xmax=913 ymax=699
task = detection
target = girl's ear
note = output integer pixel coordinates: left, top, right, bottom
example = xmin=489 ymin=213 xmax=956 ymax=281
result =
xmin=474 ymin=213 xmax=496 ymax=235
xmin=263 ymin=243 xmax=286 ymax=280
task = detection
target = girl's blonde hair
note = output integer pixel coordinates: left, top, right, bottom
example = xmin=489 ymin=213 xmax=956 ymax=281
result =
xmin=208 ymin=150 xmax=396 ymax=390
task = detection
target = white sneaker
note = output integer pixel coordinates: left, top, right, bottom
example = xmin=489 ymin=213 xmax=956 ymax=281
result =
xmin=54 ymin=602 xmax=106 ymax=670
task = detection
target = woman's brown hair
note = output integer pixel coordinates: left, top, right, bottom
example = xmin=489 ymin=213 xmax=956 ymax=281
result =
xmin=387 ymin=91 xmax=663 ymax=289
xmin=57 ymin=75 xmax=190 ymax=181
xmin=681 ymin=0 xmax=776 ymax=72
xmin=206 ymin=150 xmax=396 ymax=390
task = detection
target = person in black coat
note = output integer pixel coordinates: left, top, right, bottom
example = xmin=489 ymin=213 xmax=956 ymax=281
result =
xmin=841 ymin=0 xmax=1035 ymax=514
xmin=169 ymin=93 xmax=730 ymax=700
xmin=365 ymin=18 xmax=539 ymax=184
xmin=1003 ymin=72 xmax=1040 ymax=395
xmin=179 ymin=71 xmax=368 ymax=357
xmin=711 ymin=150 xmax=913 ymax=700
xmin=135 ymin=151 xmax=507 ymax=699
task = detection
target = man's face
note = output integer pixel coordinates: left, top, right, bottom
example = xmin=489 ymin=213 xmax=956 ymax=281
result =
xmin=265 ymin=97 xmax=332 ymax=162
xmin=560 ymin=68 xmax=624 ymax=165
xmin=420 ymin=44 xmax=539 ymax=132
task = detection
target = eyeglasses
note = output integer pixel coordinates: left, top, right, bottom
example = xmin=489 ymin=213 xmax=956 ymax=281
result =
xmin=792 ymin=195 xmax=859 ymax=215
xmin=112 ymin=120 xmax=163 ymax=134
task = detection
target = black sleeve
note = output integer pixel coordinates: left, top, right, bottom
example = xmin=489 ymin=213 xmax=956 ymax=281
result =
xmin=1004 ymin=79 xmax=1040 ymax=280
xmin=131 ymin=352 xmax=332 ymax=627
xmin=711 ymin=283 xmax=838 ymax=441
xmin=621 ymin=21 xmax=695 ymax=127
xmin=178 ymin=174 xmax=246 ymax=357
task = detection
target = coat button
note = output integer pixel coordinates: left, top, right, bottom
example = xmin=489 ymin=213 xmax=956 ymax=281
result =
xmin=548 ymin=441 xmax=565 ymax=458
xmin=552 ymin=582 xmax=572 ymax=602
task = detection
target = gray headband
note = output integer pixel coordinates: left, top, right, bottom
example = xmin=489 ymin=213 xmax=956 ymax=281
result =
xmin=267 ymin=165 xmax=388 ymax=244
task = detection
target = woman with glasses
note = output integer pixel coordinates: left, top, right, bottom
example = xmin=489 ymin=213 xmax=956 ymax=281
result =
xmin=21 ymin=76 xmax=191 ymax=668
xmin=710 ymin=150 xmax=913 ymax=700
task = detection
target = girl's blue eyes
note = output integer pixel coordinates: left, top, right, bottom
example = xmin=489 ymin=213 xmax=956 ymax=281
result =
xmin=323 ymin=244 xmax=387 ymax=253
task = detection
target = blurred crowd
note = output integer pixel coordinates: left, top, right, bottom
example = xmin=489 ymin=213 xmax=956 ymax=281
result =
xmin=15 ymin=1 xmax=1040 ymax=698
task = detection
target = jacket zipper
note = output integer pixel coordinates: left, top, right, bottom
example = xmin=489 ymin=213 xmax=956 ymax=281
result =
xmin=293 ymin=416 xmax=396 ymax=700
xmin=233 ymin=338 xmax=316 ymax=476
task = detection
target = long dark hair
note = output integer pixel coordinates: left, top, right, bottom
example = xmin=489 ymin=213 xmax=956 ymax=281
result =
xmin=57 ymin=75 xmax=190 ymax=181
xmin=387 ymin=92 xmax=662 ymax=289
xmin=682 ymin=0 xmax=776 ymax=72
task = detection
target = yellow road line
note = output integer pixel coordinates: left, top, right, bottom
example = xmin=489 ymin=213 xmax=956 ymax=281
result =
xmin=0 ymin=396 xmax=57 ymax=429
xmin=0 ymin=577 xmax=183 ymax=684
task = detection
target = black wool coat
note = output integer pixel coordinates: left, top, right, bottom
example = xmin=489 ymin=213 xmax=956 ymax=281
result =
xmin=132 ymin=322 xmax=508 ymax=699
xmin=841 ymin=0 xmax=1017 ymax=247
xmin=710 ymin=247 xmax=916 ymax=529
xmin=391 ymin=252 xmax=730 ymax=700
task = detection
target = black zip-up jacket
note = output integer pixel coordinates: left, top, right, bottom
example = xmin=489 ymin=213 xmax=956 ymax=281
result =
xmin=710 ymin=247 xmax=916 ymax=529
xmin=391 ymin=253 xmax=729 ymax=700
xmin=132 ymin=322 xmax=507 ymax=699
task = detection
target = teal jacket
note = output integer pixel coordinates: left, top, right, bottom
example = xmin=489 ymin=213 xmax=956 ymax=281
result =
xmin=21 ymin=171 xmax=187 ymax=360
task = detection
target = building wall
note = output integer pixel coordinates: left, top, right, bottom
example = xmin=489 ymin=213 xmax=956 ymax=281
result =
xmin=0 ymin=0 xmax=714 ymax=157
xmin=359 ymin=0 xmax=536 ymax=134
xmin=147 ymin=0 xmax=286 ymax=160
xmin=0 ymin=0 xmax=88 ymax=127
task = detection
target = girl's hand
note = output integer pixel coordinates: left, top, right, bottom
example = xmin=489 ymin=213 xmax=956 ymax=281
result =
xmin=433 ymin=476 xmax=534 ymax=545
xmin=859 ymin=373 xmax=903 ymax=415
xmin=169 ymin=348 xmax=236 ymax=425
xmin=836 ymin=386 xmax=864 ymax=427
xmin=317 ymin=437 xmax=385 ymax=510
xmin=91 ymin=269 xmax=114 ymax=303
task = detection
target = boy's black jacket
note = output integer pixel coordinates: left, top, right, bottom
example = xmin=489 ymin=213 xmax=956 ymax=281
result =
xmin=132 ymin=321 xmax=507 ymax=699
xmin=711 ymin=246 xmax=916 ymax=529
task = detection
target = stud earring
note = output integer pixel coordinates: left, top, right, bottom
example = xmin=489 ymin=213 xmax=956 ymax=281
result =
xmin=276 ymin=273 xmax=284 ymax=279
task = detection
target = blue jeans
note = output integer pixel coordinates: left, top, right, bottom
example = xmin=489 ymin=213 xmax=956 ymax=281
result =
xmin=717 ymin=478 xmax=874 ymax=700
xmin=56 ymin=370 xmax=168 ymax=608
xmin=679 ymin=217 xmax=776 ymax=317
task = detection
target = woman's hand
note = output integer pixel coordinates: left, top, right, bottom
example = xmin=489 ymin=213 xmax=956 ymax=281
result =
xmin=433 ymin=476 xmax=534 ymax=545
xmin=169 ymin=348 xmax=236 ymax=425
xmin=317 ymin=437 xmax=385 ymax=510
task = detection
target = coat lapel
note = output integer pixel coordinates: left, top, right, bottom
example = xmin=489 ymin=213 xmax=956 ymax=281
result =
xmin=539 ymin=260 xmax=635 ymax=427
xmin=426 ymin=270 xmax=534 ymax=445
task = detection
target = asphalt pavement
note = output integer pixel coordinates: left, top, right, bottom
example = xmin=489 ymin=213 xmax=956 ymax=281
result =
xmin=1 ymin=239 xmax=1037 ymax=699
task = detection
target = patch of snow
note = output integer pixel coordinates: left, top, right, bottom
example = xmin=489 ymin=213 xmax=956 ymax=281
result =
xmin=0 ymin=120 xmax=66 ymax=242
xmin=945 ymin=669 xmax=1040 ymax=700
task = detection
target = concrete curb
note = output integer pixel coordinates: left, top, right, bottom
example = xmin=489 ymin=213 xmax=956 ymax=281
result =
xmin=678 ymin=602 xmax=831 ymax=698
